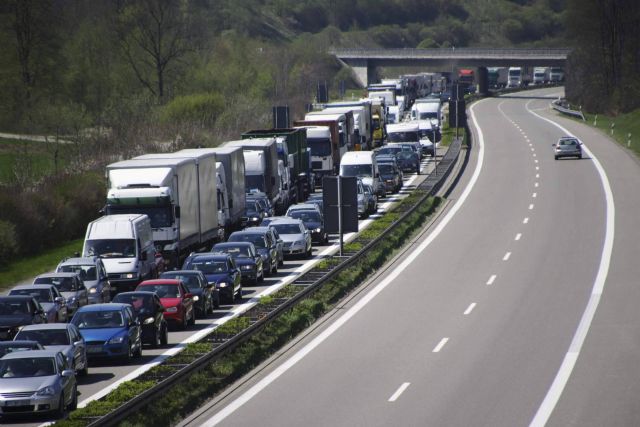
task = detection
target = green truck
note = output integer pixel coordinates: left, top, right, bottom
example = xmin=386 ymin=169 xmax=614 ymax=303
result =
xmin=241 ymin=128 xmax=314 ymax=204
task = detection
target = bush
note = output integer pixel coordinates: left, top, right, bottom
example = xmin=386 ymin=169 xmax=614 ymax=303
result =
xmin=160 ymin=93 xmax=224 ymax=127
xmin=0 ymin=220 xmax=18 ymax=268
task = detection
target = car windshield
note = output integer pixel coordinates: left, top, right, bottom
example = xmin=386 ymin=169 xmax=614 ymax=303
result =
xmin=388 ymin=132 xmax=419 ymax=142
xmin=397 ymin=151 xmax=414 ymax=160
xmin=9 ymin=289 xmax=52 ymax=303
xmin=162 ymin=273 xmax=202 ymax=290
xmin=58 ymin=265 xmax=97 ymax=281
xmin=0 ymin=357 xmax=56 ymax=378
xmin=34 ymin=277 xmax=76 ymax=292
xmin=112 ymin=294 xmax=155 ymax=313
xmin=0 ymin=301 xmax=30 ymax=315
xmin=186 ymin=260 xmax=229 ymax=274
xmin=379 ymin=164 xmax=395 ymax=174
xmin=378 ymin=147 xmax=402 ymax=156
xmin=15 ymin=329 xmax=70 ymax=346
xmin=340 ymin=164 xmax=372 ymax=177
xmin=228 ymin=234 xmax=266 ymax=248
xmin=559 ymin=139 xmax=578 ymax=146
xmin=272 ymin=224 xmax=303 ymax=235
xmin=73 ymin=310 xmax=125 ymax=328
xmin=289 ymin=211 xmax=321 ymax=222
xmin=139 ymin=284 xmax=181 ymax=298
xmin=214 ymin=246 xmax=251 ymax=258
xmin=85 ymin=239 xmax=136 ymax=258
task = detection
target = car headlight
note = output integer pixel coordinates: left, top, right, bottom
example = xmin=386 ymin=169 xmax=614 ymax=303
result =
xmin=218 ymin=282 xmax=228 ymax=288
xmin=124 ymin=273 xmax=135 ymax=279
xmin=241 ymin=265 xmax=253 ymax=270
xmin=192 ymin=295 xmax=200 ymax=302
xmin=67 ymin=297 xmax=77 ymax=303
xmin=166 ymin=306 xmax=178 ymax=313
xmin=108 ymin=335 xmax=125 ymax=344
xmin=251 ymin=217 xmax=259 ymax=221
xmin=315 ymin=228 xmax=321 ymax=233
xmin=36 ymin=386 xmax=56 ymax=396
xmin=144 ymin=317 xmax=155 ymax=325
xmin=89 ymin=288 xmax=98 ymax=294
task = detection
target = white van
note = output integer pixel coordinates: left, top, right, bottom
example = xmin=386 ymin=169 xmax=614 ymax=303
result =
xmin=411 ymin=102 xmax=441 ymax=128
xmin=82 ymin=214 xmax=156 ymax=293
xmin=386 ymin=122 xmax=423 ymax=158
xmin=339 ymin=151 xmax=383 ymax=198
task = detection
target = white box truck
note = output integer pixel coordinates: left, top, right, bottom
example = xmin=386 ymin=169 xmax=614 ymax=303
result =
xmin=339 ymin=151 xmax=383 ymax=198
xmin=82 ymin=214 xmax=156 ymax=293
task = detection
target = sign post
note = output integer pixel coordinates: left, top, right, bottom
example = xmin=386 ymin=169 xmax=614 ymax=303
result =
xmin=323 ymin=176 xmax=358 ymax=256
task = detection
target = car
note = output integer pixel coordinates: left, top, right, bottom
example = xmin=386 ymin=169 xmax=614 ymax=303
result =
xmin=246 ymin=192 xmax=274 ymax=217
xmin=286 ymin=203 xmax=322 ymax=216
xmin=70 ymin=303 xmax=142 ymax=362
xmin=8 ymin=285 xmax=68 ymax=323
xmin=0 ymin=296 xmax=48 ymax=341
xmin=0 ymin=350 xmax=77 ymax=417
xmin=306 ymin=195 xmax=323 ymax=213
xmin=376 ymin=156 xmax=403 ymax=193
xmin=136 ymin=280 xmax=195 ymax=329
xmin=356 ymin=178 xmax=367 ymax=218
xmin=395 ymin=150 xmax=420 ymax=174
xmin=363 ymin=184 xmax=378 ymax=215
xmin=56 ymin=256 xmax=111 ymax=304
xmin=0 ymin=340 xmax=44 ymax=357
xmin=267 ymin=218 xmax=312 ymax=259
xmin=286 ymin=209 xmax=328 ymax=244
xmin=419 ymin=137 xmax=435 ymax=157
xmin=181 ymin=253 xmax=242 ymax=304
xmin=14 ymin=323 xmax=88 ymax=377
xmin=211 ymin=242 xmax=264 ymax=286
xmin=375 ymin=145 xmax=403 ymax=158
xmin=228 ymin=230 xmax=279 ymax=276
xmin=111 ymin=291 xmax=168 ymax=347
xmin=33 ymin=272 xmax=89 ymax=315
xmin=553 ymin=136 xmax=583 ymax=159
xmin=253 ymin=226 xmax=284 ymax=267
xmin=160 ymin=270 xmax=219 ymax=313
xmin=241 ymin=200 xmax=266 ymax=228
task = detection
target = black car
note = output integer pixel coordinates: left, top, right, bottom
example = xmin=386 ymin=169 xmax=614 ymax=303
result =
xmin=0 ymin=296 xmax=47 ymax=341
xmin=211 ymin=242 xmax=264 ymax=286
xmin=227 ymin=230 xmax=279 ymax=276
xmin=247 ymin=192 xmax=274 ymax=217
xmin=160 ymin=270 xmax=219 ymax=313
xmin=181 ymin=253 xmax=242 ymax=303
xmin=112 ymin=291 xmax=168 ymax=347
xmin=287 ymin=209 xmax=328 ymax=244
xmin=0 ymin=340 xmax=44 ymax=357
xmin=241 ymin=200 xmax=266 ymax=228
xmin=396 ymin=150 xmax=420 ymax=174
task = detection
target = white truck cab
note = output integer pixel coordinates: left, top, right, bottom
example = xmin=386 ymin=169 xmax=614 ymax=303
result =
xmin=339 ymin=151 xmax=383 ymax=199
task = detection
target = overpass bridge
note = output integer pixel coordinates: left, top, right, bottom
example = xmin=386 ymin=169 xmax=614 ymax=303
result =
xmin=330 ymin=47 xmax=571 ymax=87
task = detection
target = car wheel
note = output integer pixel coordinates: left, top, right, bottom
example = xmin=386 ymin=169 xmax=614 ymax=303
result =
xmin=258 ymin=269 xmax=265 ymax=283
xmin=181 ymin=313 xmax=188 ymax=330
xmin=213 ymin=295 xmax=220 ymax=309
xmin=188 ymin=309 xmax=196 ymax=326
xmin=272 ymin=262 xmax=278 ymax=274
xmin=251 ymin=275 xmax=259 ymax=286
xmin=236 ymin=285 xmax=242 ymax=302
xmin=153 ymin=326 xmax=162 ymax=348
xmin=555 ymin=156 xmax=559 ymax=160
xmin=78 ymin=361 xmax=88 ymax=377
xmin=54 ymin=393 xmax=66 ymax=417
xmin=323 ymin=234 xmax=329 ymax=244
xmin=123 ymin=344 xmax=132 ymax=363
xmin=69 ymin=385 xmax=78 ymax=410
xmin=134 ymin=340 xmax=142 ymax=358
xmin=160 ymin=324 xmax=169 ymax=345
xmin=278 ymin=255 xmax=284 ymax=267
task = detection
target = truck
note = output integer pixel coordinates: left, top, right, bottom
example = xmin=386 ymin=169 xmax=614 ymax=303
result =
xmin=179 ymin=146 xmax=246 ymax=234
xmin=533 ymin=67 xmax=549 ymax=85
xmin=488 ymin=67 xmax=508 ymax=88
xmin=293 ymin=121 xmax=341 ymax=185
xmin=105 ymin=156 xmax=220 ymax=267
xmin=313 ymin=107 xmax=365 ymax=149
xmin=225 ymin=138 xmax=284 ymax=214
xmin=458 ymin=68 xmax=475 ymax=88
xmin=508 ymin=67 xmax=522 ymax=88
xmin=305 ymin=111 xmax=355 ymax=151
xmin=549 ymin=67 xmax=564 ymax=83
xmin=323 ymin=100 xmax=373 ymax=148
xmin=241 ymin=128 xmax=313 ymax=203
xmin=83 ymin=214 xmax=157 ymax=293
xmin=365 ymin=97 xmax=387 ymax=147
xmin=367 ymin=89 xmax=396 ymax=108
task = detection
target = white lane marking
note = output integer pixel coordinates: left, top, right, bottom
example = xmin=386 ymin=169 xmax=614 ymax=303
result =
xmin=433 ymin=338 xmax=450 ymax=353
xmin=486 ymin=274 xmax=497 ymax=285
xmin=464 ymin=303 xmax=477 ymax=315
xmin=535 ymin=182 xmax=539 ymax=187
xmin=199 ymin=99 xmax=491 ymax=426
xmin=536 ymin=166 xmax=540 ymax=171
xmin=535 ymin=159 xmax=539 ymax=163
xmin=523 ymin=217 xmax=530 ymax=224
xmin=515 ymin=233 xmax=522 ymax=241
xmin=529 ymin=204 xmax=535 ymax=210
xmin=536 ymin=173 xmax=540 ymax=177
xmin=503 ymin=252 xmax=511 ymax=261
xmin=526 ymin=101 xmax=615 ymax=427
xmin=388 ymin=382 xmax=411 ymax=402
xmin=533 ymin=153 xmax=537 ymax=157
xmin=532 ymin=193 xmax=537 ymax=198
xmin=531 ymin=148 xmax=535 ymax=151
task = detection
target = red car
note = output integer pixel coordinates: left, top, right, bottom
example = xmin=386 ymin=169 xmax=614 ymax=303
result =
xmin=135 ymin=279 xmax=195 ymax=329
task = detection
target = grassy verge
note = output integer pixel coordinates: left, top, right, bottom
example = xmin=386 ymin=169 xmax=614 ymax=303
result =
xmin=0 ymin=137 xmax=68 ymax=184
xmin=579 ymin=110 xmax=640 ymax=158
xmin=56 ymin=193 xmax=442 ymax=427
xmin=0 ymin=239 xmax=82 ymax=290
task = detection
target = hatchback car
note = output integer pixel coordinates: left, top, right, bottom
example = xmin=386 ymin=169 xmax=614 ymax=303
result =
xmin=136 ymin=280 xmax=195 ymax=329
xmin=112 ymin=291 xmax=168 ymax=347
xmin=56 ymin=256 xmax=111 ymax=304
xmin=9 ymin=285 xmax=67 ymax=323
xmin=247 ymin=192 xmax=275 ymax=217
xmin=241 ymin=200 xmax=266 ymax=228
xmin=160 ymin=270 xmax=219 ymax=313
xmin=182 ymin=253 xmax=242 ymax=303
xmin=211 ymin=242 xmax=264 ymax=286
xmin=71 ymin=303 xmax=142 ymax=362
xmin=377 ymin=156 xmax=403 ymax=194
xmin=228 ymin=230 xmax=278 ymax=276
xmin=268 ymin=218 xmax=312 ymax=259
xmin=287 ymin=209 xmax=328 ymax=244
xmin=396 ymin=150 xmax=420 ymax=174
xmin=0 ymin=350 xmax=76 ymax=417
xmin=553 ymin=136 xmax=583 ymax=159
xmin=14 ymin=323 xmax=88 ymax=376
xmin=0 ymin=340 xmax=43 ymax=357
xmin=253 ymin=226 xmax=284 ymax=267
xmin=0 ymin=296 xmax=48 ymax=341
xmin=286 ymin=203 xmax=322 ymax=216
xmin=363 ymin=184 xmax=378 ymax=215
xmin=33 ymin=272 xmax=89 ymax=315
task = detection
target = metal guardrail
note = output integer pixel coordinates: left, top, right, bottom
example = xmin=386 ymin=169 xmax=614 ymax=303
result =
xmin=330 ymin=47 xmax=571 ymax=60
xmin=551 ymin=99 xmax=585 ymax=121
xmin=87 ymin=138 xmax=465 ymax=426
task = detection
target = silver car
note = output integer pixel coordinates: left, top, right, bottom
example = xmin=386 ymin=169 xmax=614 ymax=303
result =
xmin=14 ymin=324 xmax=88 ymax=377
xmin=56 ymin=256 xmax=111 ymax=304
xmin=0 ymin=349 xmax=76 ymax=417
xmin=553 ymin=136 xmax=583 ymax=160
xmin=9 ymin=285 xmax=68 ymax=323
xmin=33 ymin=272 xmax=89 ymax=316
xmin=268 ymin=218 xmax=312 ymax=259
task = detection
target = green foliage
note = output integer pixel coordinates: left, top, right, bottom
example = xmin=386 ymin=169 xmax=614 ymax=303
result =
xmin=0 ymin=220 xmax=18 ymax=268
xmin=160 ymin=93 xmax=224 ymax=127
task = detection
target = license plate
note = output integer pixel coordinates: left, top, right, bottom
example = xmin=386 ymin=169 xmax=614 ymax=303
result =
xmin=87 ymin=345 xmax=103 ymax=353
xmin=5 ymin=399 xmax=30 ymax=407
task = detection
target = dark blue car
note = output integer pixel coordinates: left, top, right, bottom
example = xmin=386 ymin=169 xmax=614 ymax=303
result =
xmin=211 ymin=242 xmax=264 ymax=286
xmin=182 ymin=253 xmax=242 ymax=304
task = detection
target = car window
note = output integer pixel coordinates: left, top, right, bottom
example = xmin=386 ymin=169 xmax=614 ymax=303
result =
xmin=9 ymin=288 xmax=53 ymax=303
xmin=0 ymin=301 xmax=30 ymax=315
xmin=0 ymin=357 xmax=56 ymax=378
xmin=73 ymin=310 xmax=125 ymax=328
xmin=15 ymin=329 xmax=70 ymax=346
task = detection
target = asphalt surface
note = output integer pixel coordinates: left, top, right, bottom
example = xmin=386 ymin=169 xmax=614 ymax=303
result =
xmin=2 ymin=150 xmax=438 ymax=425
xmin=180 ymin=87 xmax=639 ymax=427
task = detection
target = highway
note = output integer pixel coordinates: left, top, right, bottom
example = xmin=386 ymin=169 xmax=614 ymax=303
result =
xmin=180 ymin=86 xmax=640 ymax=427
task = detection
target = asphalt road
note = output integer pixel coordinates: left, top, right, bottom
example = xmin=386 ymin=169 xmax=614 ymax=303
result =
xmin=2 ymin=150 xmax=438 ymax=426
xmin=181 ymin=87 xmax=639 ymax=427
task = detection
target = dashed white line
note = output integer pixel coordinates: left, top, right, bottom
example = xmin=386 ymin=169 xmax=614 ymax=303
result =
xmin=536 ymin=166 xmax=540 ymax=171
xmin=464 ymin=303 xmax=477 ymax=315
xmin=532 ymin=193 xmax=537 ymax=198
xmin=388 ymin=382 xmax=411 ymax=402
xmin=529 ymin=204 xmax=535 ymax=210
xmin=515 ymin=233 xmax=522 ymax=241
xmin=486 ymin=274 xmax=497 ymax=285
xmin=535 ymin=159 xmax=539 ymax=163
xmin=535 ymin=182 xmax=539 ymax=187
xmin=523 ymin=217 xmax=530 ymax=224
xmin=503 ymin=252 xmax=512 ymax=261
xmin=433 ymin=338 xmax=449 ymax=353
xmin=533 ymin=153 xmax=537 ymax=157
xmin=536 ymin=173 xmax=540 ymax=178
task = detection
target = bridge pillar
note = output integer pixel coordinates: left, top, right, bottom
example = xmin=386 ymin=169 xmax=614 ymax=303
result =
xmin=477 ymin=66 xmax=488 ymax=95
xmin=344 ymin=58 xmax=373 ymax=88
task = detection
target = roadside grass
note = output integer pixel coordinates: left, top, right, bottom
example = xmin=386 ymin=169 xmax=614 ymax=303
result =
xmin=0 ymin=137 xmax=66 ymax=183
xmin=0 ymin=239 xmax=82 ymax=290
xmin=579 ymin=110 xmax=640 ymax=158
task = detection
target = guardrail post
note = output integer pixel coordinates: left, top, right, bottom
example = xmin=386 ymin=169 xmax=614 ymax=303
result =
xmin=610 ymin=123 xmax=615 ymax=136
xmin=594 ymin=114 xmax=597 ymax=126
xmin=627 ymin=133 xmax=631 ymax=148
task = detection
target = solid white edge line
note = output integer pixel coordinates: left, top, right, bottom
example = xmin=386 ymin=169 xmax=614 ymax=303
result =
xmin=464 ymin=303 xmax=476 ymax=315
xmin=388 ymin=382 xmax=411 ymax=402
xmin=526 ymin=101 xmax=615 ymax=427
xmin=486 ymin=274 xmax=497 ymax=285
xmin=515 ymin=233 xmax=522 ymax=241
xmin=523 ymin=217 xmax=529 ymax=224
xmin=198 ymin=98 xmax=490 ymax=426
xmin=503 ymin=252 xmax=511 ymax=261
xmin=432 ymin=337 xmax=450 ymax=353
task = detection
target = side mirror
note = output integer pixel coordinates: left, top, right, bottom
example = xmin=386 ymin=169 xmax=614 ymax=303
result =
xmin=61 ymin=370 xmax=74 ymax=378
xmin=74 ymin=340 xmax=84 ymax=346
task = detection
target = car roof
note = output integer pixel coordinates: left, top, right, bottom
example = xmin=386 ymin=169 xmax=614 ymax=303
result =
xmin=12 ymin=284 xmax=55 ymax=291
xmin=58 ymin=257 xmax=100 ymax=265
xmin=113 ymin=291 xmax=158 ymax=297
xmin=269 ymin=217 xmax=303 ymax=225
xmin=186 ymin=253 xmax=230 ymax=260
xmin=213 ymin=242 xmax=253 ymax=248
xmin=0 ymin=340 xmax=40 ymax=347
xmin=19 ymin=323 xmax=70 ymax=331
xmin=0 ymin=295 xmax=35 ymax=301
xmin=161 ymin=270 xmax=202 ymax=276
xmin=231 ymin=229 xmax=266 ymax=236
xmin=288 ymin=203 xmax=317 ymax=210
xmin=35 ymin=272 xmax=79 ymax=279
xmin=76 ymin=303 xmax=130 ymax=312
xmin=1 ymin=349 xmax=61 ymax=360
xmin=138 ymin=279 xmax=182 ymax=286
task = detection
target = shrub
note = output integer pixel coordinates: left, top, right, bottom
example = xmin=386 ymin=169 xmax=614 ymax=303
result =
xmin=0 ymin=220 xmax=18 ymax=267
